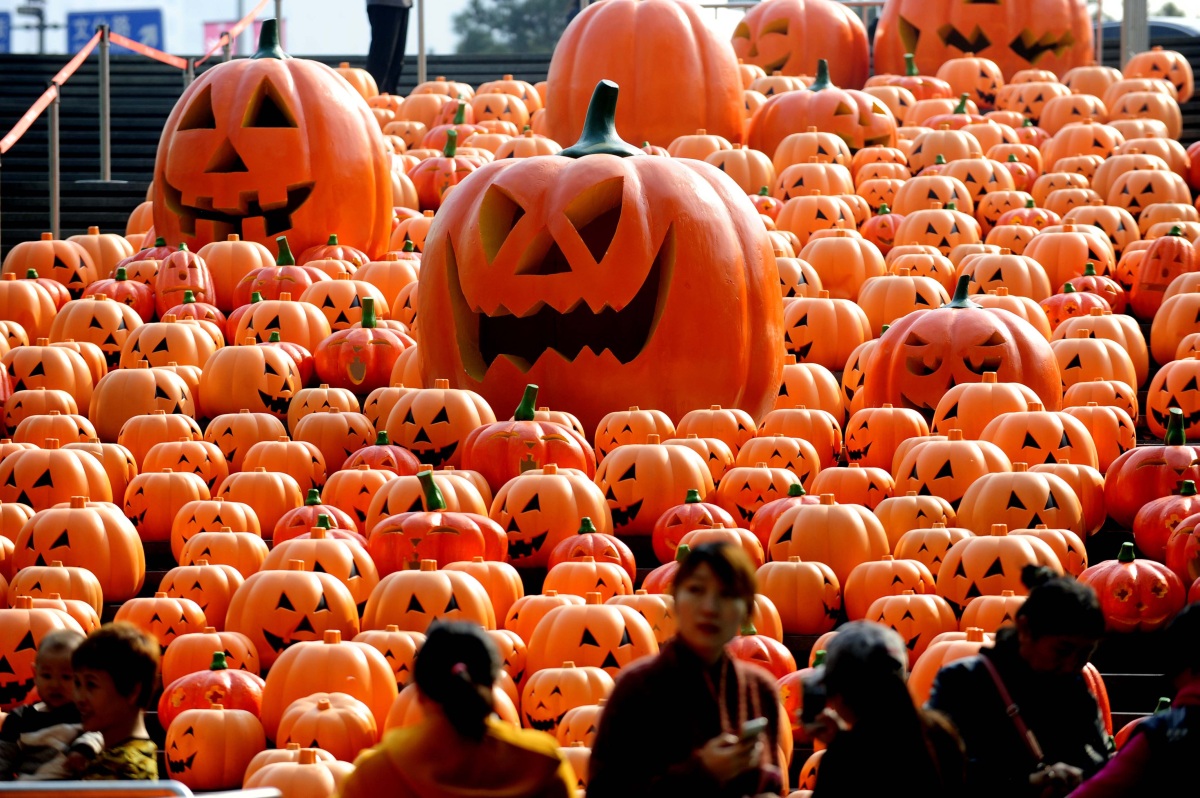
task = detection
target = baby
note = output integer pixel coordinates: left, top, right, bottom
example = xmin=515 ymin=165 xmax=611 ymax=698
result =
xmin=0 ymin=628 xmax=103 ymax=780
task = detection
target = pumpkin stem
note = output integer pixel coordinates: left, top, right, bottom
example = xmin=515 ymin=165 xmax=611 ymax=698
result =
xmin=1117 ymin=542 xmax=1136 ymax=563
xmin=453 ymin=100 xmax=467 ymax=125
xmin=24 ymin=269 xmax=37 ymax=279
xmin=1007 ymin=154 xmax=1018 ymax=162
xmin=183 ymin=289 xmax=196 ymax=304
xmin=953 ymin=93 xmax=969 ymax=114
xmin=675 ymin=543 xmax=691 ymax=562
xmin=402 ymin=241 xmax=416 ymax=253
xmin=375 ymin=430 xmax=390 ymax=446
xmin=513 ymin=384 xmax=538 ymax=421
xmin=809 ymin=59 xmax=832 ymax=91
xmin=316 ymin=513 xmax=332 ymax=529
xmin=418 ymin=470 xmax=448 ymax=511
xmin=1166 ymin=406 xmax=1186 ymax=446
xmin=327 ymin=234 xmax=339 ymax=246
xmin=579 ymin=517 xmax=597 ymax=535
xmin=1023 ymin=118 xmax=1034 ymax=127
xmin=154 ymin=237 xmax=167 ymax=247
xmin=1084 ymin=262 xmax=1097 ymax=276
xmin=935 ymin=154 xmax=946 ymax=165
xmin=251 ymin=18 xmax=289 ymax=60
xmin=361 ymin=297 xmax=377 ymax=329
xmin=787 ymin=483 xmax=806 ymax=497
xmin=877 ymin=203 xmax=890 ymax=215
xmin=444 ymin=129 xmax=459 ymax=158
xmin=1169 ymin=225 xmax=1183 ymax=237
xmin=269 ymin=331 xmax=282 ymax=342
xmin=904 ymin=53 xmax=918 ymax=77
xmin=559 ymin=80 xmax=643 ymax=159
xmin=210 ymin=651 xmax=228 ymax=670
xmin=276 ymin=236 xmax=296 ymax=266
xmin=1025 ymin=198 xmax=1035 ymax=208
xmin=1062 ymin=282 xmax=1077 ymax=294
xmin=812 ymin=649 xmax=827 ymax=666
xmin=1179 ymin=480 xmax=1197 ymax=497
xmin=116 ymin=267 xmax=128 ymax=281
xmin=305 ymin=488 xmax=321 ymax=506
xmin=759 ymin=186 xmax=770 ymax=196
xmin=250 ymin=291 xmax=263 ymax=304
xmin=740 ymin=622 xmax=758 ymax=636
xmin=944 ymin=274 xmax=981 ymax=309
xmin=1154 ymin=697 xmax=1173 ymax=713
xmin=685 ymin=489 xmax=702 ymax=504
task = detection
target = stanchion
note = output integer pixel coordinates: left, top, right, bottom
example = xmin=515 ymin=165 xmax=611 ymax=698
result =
xmin=48 ymin=82 xmax=60 ymax=240
xmin=223 ymin=31 xmax=232 ymax=61
xmin=1122 ymin=0 xmax=1148 ymax=65
xmin=185 ymin=60 xmax=195 ymax=87
xmin=417 ymin=0 xmax=426 ymax=85
xmin=98 ymin=24 xmax=112 ymax=182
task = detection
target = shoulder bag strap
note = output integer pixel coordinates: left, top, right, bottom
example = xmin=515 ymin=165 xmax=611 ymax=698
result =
xmin=979 ymin=654 xmax=1045 ymax=766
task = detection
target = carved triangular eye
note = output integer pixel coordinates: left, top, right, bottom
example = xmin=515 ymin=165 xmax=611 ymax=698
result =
xmin=178 ymin=85 xmax=216 ymax=130
xmin=580 ymin=628 xmax=600 ymax=646
xmin=276 ymin=593 xmax=295 ymax=611
xmin=431 ymin=408 xmax=450 ymax=424
xmin=565 ymin=176 xmax=624 ymax=263
xmin=619 ymin=463 xmax=636 ymax=481
xmin=245 ymin=79 xmax=298 ymax=128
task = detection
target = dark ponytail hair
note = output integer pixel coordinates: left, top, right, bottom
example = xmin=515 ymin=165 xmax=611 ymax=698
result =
xmin=413 ymin=621 xmax=499 ymax=742
xmin=1017 ymin=565 xmax=1105 ymax=639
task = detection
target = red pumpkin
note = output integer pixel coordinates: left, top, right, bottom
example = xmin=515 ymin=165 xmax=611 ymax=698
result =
xmin=1079 ymin=542 xmax=1186 ymax=633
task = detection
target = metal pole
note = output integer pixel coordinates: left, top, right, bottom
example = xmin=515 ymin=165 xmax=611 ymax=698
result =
xmin=275 ymin=0 xmax=283 ymax=28
xmin=98 ymin=24 xmax=111 ymax=182
xmin=417 ymin=0 xmax=426 ymax=85
xmin=1095 ymin=0 xmax=1102 ymax=65
xmin=1121 ymin=0 xmax=1148 ymax=66
xmin=185 ymin=59 xmax=195 ymax=87
xmin=48 ymin=83 xmax=60 ymax=240
xmin=236 ymin=0 xmax=248 ymax=56
xmin=222 ymin=31 xmax=232 ymax=61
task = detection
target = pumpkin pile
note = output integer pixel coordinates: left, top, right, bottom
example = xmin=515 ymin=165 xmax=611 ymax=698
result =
xmin=0 ymin=0 xmax=1197 ymax=794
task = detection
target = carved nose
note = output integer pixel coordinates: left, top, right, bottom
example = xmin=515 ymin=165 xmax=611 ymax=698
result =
xmin=205 ymin=139 xmax=249 ymax=173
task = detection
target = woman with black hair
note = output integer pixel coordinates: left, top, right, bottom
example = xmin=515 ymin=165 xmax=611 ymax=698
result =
xmin=927 ymin=566 xmax=1111 ymax=798
xmin=339 ymin=621 xmax=576 ymax=798
xmin=587 ymin=542 xmax=784 ymax=798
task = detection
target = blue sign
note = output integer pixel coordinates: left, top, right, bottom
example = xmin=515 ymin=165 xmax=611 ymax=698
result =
xmin=0 ymin=12 xmax=11 ymax=55
xmin=67 ymin=10 xmax=164 ymax=54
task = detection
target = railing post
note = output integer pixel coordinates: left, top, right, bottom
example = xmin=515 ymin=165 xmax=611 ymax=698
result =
xmin=222 ymin=31 xmax=232 ymax=62
xmin=185 ymin=59 xmax=195 ymax=87
xmin=98 ymin=24 xmax=112 ymax=182
xmin=1121 ymin=0 xmax=1148 ymax=66
xmin=275 ymin=0 xmax=284 ymax=27
xmin=417 ymin=0 xmax=427 ymax=86
xmin=48 ymin=82 xmax=60 ymax=240
xmin=1094 ymin=0 xmax=1103 ymax=65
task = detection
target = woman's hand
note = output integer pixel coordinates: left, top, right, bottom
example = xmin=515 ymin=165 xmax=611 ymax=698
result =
xmin=1029 ymin=762 xmax=1084 ymax=798
xmin=803 ymin=707 xmax=851 ymax=746
xmin=696 ymin=733 xmax=762 ymax=784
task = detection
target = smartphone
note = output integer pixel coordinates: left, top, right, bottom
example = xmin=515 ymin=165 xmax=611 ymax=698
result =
xmin=739 ymin=716 xmax=769 ymax=741
xmin=799 ymin=671 xmax=827 ymax=726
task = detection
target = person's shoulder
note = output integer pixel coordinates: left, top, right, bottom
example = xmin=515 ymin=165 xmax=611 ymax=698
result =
xmin=489 ymin=718 xmax=565 ymax=760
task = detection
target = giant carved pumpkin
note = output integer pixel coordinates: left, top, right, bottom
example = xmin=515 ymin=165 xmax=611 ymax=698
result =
xmin=151 ymin=21 xmax=392 ymax=259
xmin=731 ymin=0 xmax=869 ymax=89
xmin=544 ymin=1 xmax=744 ymax=148
xmin=875 ymin=0 xmax=1094 ymax=82
xmin=419 ymin=81 xmax=782 ymax=434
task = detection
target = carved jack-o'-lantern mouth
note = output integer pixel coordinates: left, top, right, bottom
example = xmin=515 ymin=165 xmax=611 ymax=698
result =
xmin=525 ymin=708 xmax=568 ymax=733
xmin=1151 ymin=405 xmax=1200 ymax=429
xmin=898 ymin=17 xmax=1077 ymax=65
xmin=0 ymin=675 xmax=35 ymax=706
xmin=166 ymin=751 xmax=197 ymax=775
xmin=447 ymin=219 xmax=674 ymax=376
xmin=609 ymin=500 xmax=643 ymax=528
xmin=508 ymin=532 xmax=548 ymax=560
xmin=162 ymin=180 xmax=314 ymax=239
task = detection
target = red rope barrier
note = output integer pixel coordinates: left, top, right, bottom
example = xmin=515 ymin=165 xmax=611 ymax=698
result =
xmin=195 ymin=0 xmax=272 ymax=67
xmin=51 ymin=30 xmax=103 ymax=86
xmin=0 ymin=31 xmax=101 ymax=155
xmin=108 ymin=31 xmax=189 ymax=70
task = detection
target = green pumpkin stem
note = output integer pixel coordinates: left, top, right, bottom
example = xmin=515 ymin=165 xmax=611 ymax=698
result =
xmin=316 ymin=513 xmax=332 ymax=529
xmin=685 ymin=489 xmax=702 ymax=504
xmin=1169 ymin=225 xmax=1184 ymax=237
xmin=953 ymin=93 xmax=970 ymax=114
xmin=1007 ymin=154 xmax=1018 ymax=162
xmin=252 ymin=18 xmax=289 ymax=60
xmin=759 ymin=186 xmax=770 ymax=196
xmin=513 ymin=384 xmax=538 ymax=421
xmin=183 ymin=289 xmax=196 ymax=304
xmin=444 ymin=129 xmax=459 ymax=158
xmin=269 ymin=331 xmax=282 ymax=342
xmin=1023 ymin=118 xmax=1035 ymax=127
xmin=809 ymin=59 xmax=833 ymax=91
xmin=904 ymin=53 xmax=918 ymax=77
xmin=361 ymin=297 xmax=377 ymax=329
xmin=178 ymin=243 xmax=189 ymax=252
xmin=1084 ymin=262 xmax=1097 ymax=276
xmin=375 ymin=431 xmax=390 ymax=446
xmin=453 ymin=100 xmax=467 ymax=125
xmin=1166 ymin=407 xmax=1186 ymax=446
xmin=935 ymin=154 xmax=946 ymax=165
xmin=787 ymin=483 xmax=806 ymax=497
xmin=578 ymin=517 xmax=597 ymax=535
xmin=116 ymin=267 xmax=128 ymax=281
xmin=250 ymin=291 xmax=263 ymax=304
xmin=675 ymin=543 xmax=691 ymax=562
xmin=154 ymin=237 xmax=167 ymax=248
xmin=327 ymin=234 xmax=338 ymax=246
xmin=24 ymin=269 xmax=37 ymax=279
xmin=305 ymin=489 xmax=321 ymax=506
xmin=1153 ymin=697 xmax=1172 ymax=713
xmin=812 ymin=649 xmax=827 ymax=666
xmin=1025 ymin=198 xmax=1036 ymax=208
xmin=276 ymin=236 xmax=295 ymax=266
xmin=740 ymin=622 xmax=758 ymax=636
xmin=944 ymin=274 xmax=981 ymax=309
xmin=402 ymin=241 xmax=416 ymax=253
xmin=560 ymin=80 xmax=643 ymax=158
xmin=210 ymin=652 xmax=228 ymax=671
xmin=878 ymin=203 xmax=890 ymax=215
xmin=418 ymin=470 xmax=448 ymax=511
xmin=1117 ymin=542 xmax=1136 ymax=563
xmin=1180 ymin=480 xmax=1197 ymax=497
xmin=1062 ymin=282 xmax=1077 ymax=294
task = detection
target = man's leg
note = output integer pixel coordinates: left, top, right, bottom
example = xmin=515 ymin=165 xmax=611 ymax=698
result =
xmin=384 ymin=7 xmax=411 ymax=94
xmin=365 ymin=5 xmax=401 ymax=94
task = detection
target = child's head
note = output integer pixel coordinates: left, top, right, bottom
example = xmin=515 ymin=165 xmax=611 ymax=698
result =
xmin=71 ymin=623 xmax=160 ymax=733
xmin=35 ymin=629 xmax=85 ymax=709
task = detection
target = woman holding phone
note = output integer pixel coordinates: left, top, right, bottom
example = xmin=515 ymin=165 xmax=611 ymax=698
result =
xmin=587 ymin=543 xmax=785 ymax=798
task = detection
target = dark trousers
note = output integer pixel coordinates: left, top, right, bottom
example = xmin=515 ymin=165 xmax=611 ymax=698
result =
xmin=366 ymin=5 xmax=410 ymax=95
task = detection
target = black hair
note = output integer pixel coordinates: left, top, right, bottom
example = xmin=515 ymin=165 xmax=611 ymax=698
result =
xmin=413 ymin=621 xmax=498 ymax=742
xmin=672 ymin=542 xmax=758 ymax=607
xmin=71 ymin=623 xmax=160 ymax=709
xmin=1163 ymin=601 xmax=1200 ymax=678
xmin=1017 ymin=565 xmax=1106 ymax=639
